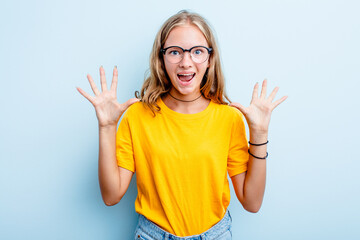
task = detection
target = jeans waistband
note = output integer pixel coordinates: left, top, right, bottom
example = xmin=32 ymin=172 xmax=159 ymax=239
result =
xmin=137 ymin=209 xmax=232 ymax=240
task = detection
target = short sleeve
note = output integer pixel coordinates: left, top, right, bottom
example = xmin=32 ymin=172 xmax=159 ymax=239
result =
xmin=227 ymin=111 xmax=249 ymax=177
xmin=116 ymin=111 xmax=135 ymax=172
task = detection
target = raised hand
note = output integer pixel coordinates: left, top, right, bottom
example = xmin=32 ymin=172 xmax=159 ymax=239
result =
xmin=76 ymin=66 xmax=139 ymax=128
xmin=230 ymin=79 xmax=287 ymax=134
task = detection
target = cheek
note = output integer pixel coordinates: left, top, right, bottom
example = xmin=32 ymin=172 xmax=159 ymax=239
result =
xmin=200 ymin=61 xmax=210 ymax=75
xmin=164 ymin=62 xmax=175 ymax=77
xmin=164 ymin=63 xmax=177 ymax=85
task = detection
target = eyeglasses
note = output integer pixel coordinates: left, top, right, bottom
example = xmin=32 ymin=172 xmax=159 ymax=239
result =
xmin=161 ymin=46 xmax=212 ymax=64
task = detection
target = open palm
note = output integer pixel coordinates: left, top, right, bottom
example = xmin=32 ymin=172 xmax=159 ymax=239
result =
xmin=230 ymin=79 xmax=287 ymax=133
xmin=76 ymin=66 xmax=139 ymax=127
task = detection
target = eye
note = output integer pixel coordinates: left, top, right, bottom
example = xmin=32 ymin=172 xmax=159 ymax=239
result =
xmin=166 ymin=47 xmax=182 ymax=56
xmin=193 ymin=48 xmax=205 ymax=55
xmin=169 ymin=50 xmax=180 ymax=56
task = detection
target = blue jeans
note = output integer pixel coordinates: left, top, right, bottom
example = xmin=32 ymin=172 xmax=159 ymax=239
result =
xmin=134 ymin=209 xmax=232 ymax=240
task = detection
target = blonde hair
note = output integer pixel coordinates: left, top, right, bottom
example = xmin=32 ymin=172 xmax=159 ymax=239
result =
xmin=137 ymin=10 xmax=230 ymax=114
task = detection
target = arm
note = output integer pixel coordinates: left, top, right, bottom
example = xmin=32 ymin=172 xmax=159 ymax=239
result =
xmin=230 ymin=79 xmax=287 ymax=213
xmin=98 ymin=125 xmax=134 ymax=206
xmin=77 ymin=66 xmax=139 ymax=206
xmin=230 ymin=131 xmax=267 ymax=213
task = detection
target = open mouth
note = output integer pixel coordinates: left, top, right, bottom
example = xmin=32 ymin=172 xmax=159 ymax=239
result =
xmin=177 ymin=73 xmax=195 ymax=82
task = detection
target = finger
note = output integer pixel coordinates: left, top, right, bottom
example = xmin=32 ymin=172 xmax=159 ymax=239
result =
xmin=110 ymin=66 xmax=118 ymax=93
xmin=272 ymin=96 xmax=288 ymax=109
xmin=99 ymin=66 xmax=108 ymax=92
xmin=268 ymin=87 xmax=279 ymax=102
xmin=87 ymin=74 xmax=101 ymax=96
xmin=251 ymin=82 xmax=259 ymax=101
xmin=260 ymin=79 xmax=267 ymax=99
xmin=76 ymin=87 xmax=95 ymax=105
xmin=121 ymin=98 xmax=140 ymax=112
xmin=229 ymin=102 xmax=247 ymax=115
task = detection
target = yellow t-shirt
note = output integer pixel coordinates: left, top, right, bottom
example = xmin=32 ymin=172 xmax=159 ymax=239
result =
xmin=116 ymin=98 xmax=249 ymax=237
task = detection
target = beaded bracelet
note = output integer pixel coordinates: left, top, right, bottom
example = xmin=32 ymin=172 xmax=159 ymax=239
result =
xmin=248 ymin=140 xmax=269 ymax=146
xmin=248 ymin=149 xmax=268 ymax=160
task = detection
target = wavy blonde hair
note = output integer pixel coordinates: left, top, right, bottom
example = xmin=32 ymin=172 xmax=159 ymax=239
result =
xmin=137 ymin=10 xmax=230 ymax=114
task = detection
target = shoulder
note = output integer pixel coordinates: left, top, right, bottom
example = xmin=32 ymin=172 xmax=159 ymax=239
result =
xmin=122 ymin=101 xmax=152 ymax=118
xmin=126 ymin=101 xmax=144 ymax=113
xmin=211 ymin=102 xmax=244 ymax=119
xmin=210 ymin=102 xmax=246 ymax=130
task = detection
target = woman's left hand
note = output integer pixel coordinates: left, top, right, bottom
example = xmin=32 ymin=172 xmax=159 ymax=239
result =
xmin=230 ymin=79 xmax=287 ymax=134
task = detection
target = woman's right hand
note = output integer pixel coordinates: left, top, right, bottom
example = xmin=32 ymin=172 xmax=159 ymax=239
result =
xmin=76 ymin=66 xmax=139 ymax=128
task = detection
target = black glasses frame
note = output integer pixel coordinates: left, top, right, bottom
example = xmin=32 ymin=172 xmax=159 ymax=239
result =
xmin=160 ymin=46 xmax=213 ymax=55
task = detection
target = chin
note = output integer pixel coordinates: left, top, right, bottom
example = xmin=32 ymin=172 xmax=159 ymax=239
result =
xmin=174 ymin=86 xmax=198 ymax=96
xmin=171 ymin=79 xmax=201 ymax=97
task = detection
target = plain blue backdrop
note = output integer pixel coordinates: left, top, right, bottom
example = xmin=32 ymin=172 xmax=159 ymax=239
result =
xmin=1 ymin=0 xmax=359 ymax=239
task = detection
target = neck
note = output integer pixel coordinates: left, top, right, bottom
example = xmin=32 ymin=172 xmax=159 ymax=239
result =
xmin=162 ymin=91 xmax=210 ymax=114
xmin=168 ymin=92 xmax=202 ymax=103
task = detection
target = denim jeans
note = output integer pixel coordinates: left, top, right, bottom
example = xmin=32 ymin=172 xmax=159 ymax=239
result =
xmin=134 ymin=209 xmax=232 ymax=240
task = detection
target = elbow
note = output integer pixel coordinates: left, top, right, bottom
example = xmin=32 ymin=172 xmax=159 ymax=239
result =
xmin=104 ymin=200 xmax=119 ymax=206
xmin=245 ymin=205 xmax=261 ymax=213
xmin=242 ymin=201 xmax=263 ymax=213
xmin=102 ymin=194 xmax=122 ymax=206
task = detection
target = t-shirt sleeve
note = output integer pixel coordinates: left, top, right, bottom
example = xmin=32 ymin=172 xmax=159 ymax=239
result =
xmin=227 ymin=110 xmax=249 ymax=177
xmin=116 ymin=111 xmax=135 ymax=172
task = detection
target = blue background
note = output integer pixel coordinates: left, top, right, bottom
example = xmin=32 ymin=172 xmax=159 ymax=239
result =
xmin=1 ymin=0 xmax=359 ymax=239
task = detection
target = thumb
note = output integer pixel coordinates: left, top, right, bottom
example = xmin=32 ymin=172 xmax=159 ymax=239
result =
xmin=229 ymin=102 xmax=247 ymax=115
xmin=122 ymin=98 xmax=140 ymax=110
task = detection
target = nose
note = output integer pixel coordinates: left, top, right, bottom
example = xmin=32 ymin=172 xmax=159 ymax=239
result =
xmin=179 ymin=51 xmax=193 ymax=68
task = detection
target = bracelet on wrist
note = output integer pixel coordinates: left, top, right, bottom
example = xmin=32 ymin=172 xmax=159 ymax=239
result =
xmin=248 ymin=140 xmax=268 ymax=146
xmin=248 ymin=149 xmax=268 ymax=160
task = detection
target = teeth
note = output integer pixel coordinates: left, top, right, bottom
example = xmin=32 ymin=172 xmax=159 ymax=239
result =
xmin=178 ymin=73 xmax=193 ymax=76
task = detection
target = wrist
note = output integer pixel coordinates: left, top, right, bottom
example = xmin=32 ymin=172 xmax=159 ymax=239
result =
xmin=99 ymin=124 xmax=117 ymax=132
xmin=248 ymin=123 xmax=269 ymax=133
xmin=249 ymin=130 xmax=268 ymax=144
xmin=250 ymin=127 xmax=268 ymax=136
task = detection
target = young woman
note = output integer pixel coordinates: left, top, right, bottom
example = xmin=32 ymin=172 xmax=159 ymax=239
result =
xmin=77 ymin=10 xmax=287 ymax=240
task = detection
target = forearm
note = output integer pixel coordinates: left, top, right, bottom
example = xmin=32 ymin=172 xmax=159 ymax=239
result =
xmin=98 ymin=125 xmax=121 ymax=205
xmin=230 ymin=79 xmax=286 ymax=212
xmin=242 ymin=130 xmax=268 ymax=212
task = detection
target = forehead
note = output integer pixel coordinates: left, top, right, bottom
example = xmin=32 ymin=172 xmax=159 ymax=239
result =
xmin=164 ymin=24 xmax=208 ymax=48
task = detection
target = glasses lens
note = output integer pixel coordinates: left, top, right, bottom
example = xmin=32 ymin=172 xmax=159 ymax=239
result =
xmin=190 ymin=47 xmax=209 ymax=63
xmin=164 ymin=47 xmax=183 ymax=63
xmin=164 ymin=46 xmax=210 ymax=64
